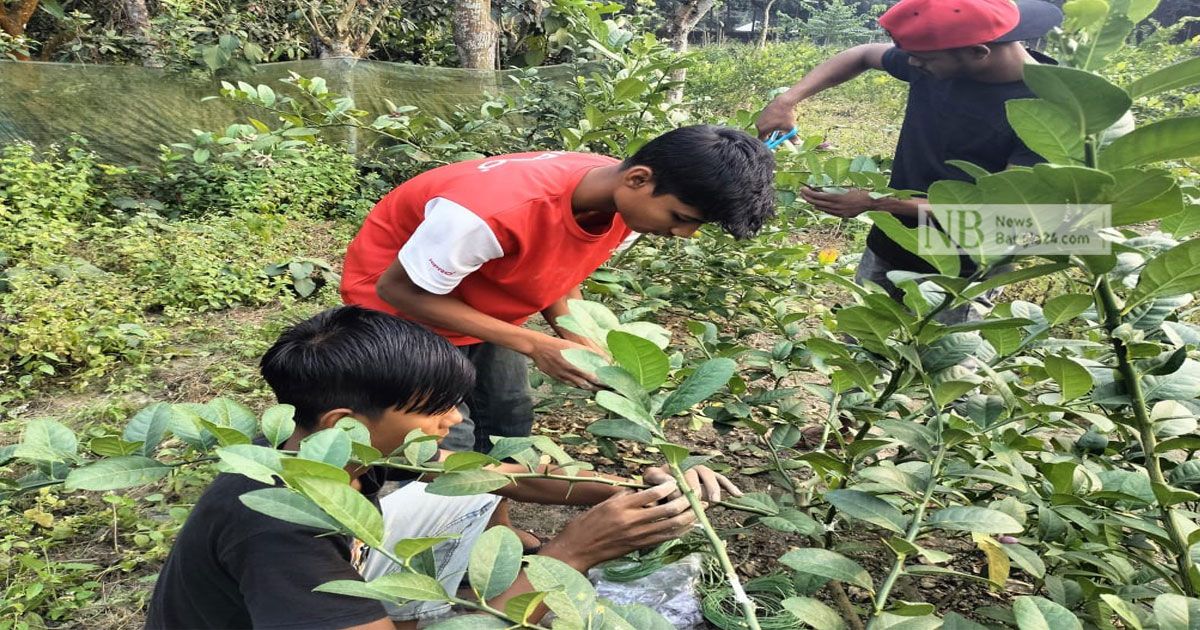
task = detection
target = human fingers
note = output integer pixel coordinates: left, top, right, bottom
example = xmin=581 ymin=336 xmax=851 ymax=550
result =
xmin=717 ymin=473 xmax=744 ymax=497
xmin=637 ymin=507 xmax=699 ymax=541
xmin=622 ymin=479 xmax=679 ymax=507
xmin=643 ymin=467 xmax=672 ymax=486
xmin=694 ymin=466 xmax=721 ymax=502
xmin=637 ymin=494 xmax=693 ymax=523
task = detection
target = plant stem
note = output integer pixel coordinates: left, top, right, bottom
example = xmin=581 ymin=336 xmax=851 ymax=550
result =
xmin=871 ymin=442 xmax=947 ymax=621
xmin=1095 ymin=276 xmax=1197 ymax=596
xmin=668 ymin=462 xmax=761 ymax=630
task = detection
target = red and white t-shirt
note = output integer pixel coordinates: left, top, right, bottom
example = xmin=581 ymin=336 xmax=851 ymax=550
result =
xmin=341 ymin=151 xmax=636 ymax=346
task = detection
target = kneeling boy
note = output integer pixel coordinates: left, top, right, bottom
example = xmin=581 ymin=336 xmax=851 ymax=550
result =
xmin=145 ymin=306 xmax=737 ymax=629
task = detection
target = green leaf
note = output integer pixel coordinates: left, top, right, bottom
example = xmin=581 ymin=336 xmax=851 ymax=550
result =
xmin=1007 ymin=99 xmax=1085 ymax=165
xmin=1100 ymin=116 xmax=1200 ymax=170
xmin=279 ymin=457 xmax=350 ymax=484
xmin=562 ymin=348 xmax=609 ymax=374
xmin=207 ymin=398 xmax=259 ymax=438
xmin=442 ymin=451 xmax=500 ymax=472
xmin=761 ymin=508 xmax=823 ymax=536
xmin=659 ymin=358 xmax=737 ymax=417
xmin=426 ymin=617 xmax=509 ymax=630
xmin=123 ymin=403 xmax=172 ymax=457
xmin=835 ymin=304 xmax=900 ymax=345
xmin=595 ymin=390 xmax=659 ymax=435
xmin=926 ymin=506 xmax=1023 ymax=534
xmin=64 ymin=456 xmax=171 ymax=491
xmin=942 ymin=612 xmax=991 ymax=630
xmin=261 ymin=404 xmax=296 ymax=448
xmin=1022 ymin=64 xmax=1131 ymax=135
xmin=1154 ymin=593 xmax=1200 ymax=630
xmin=1043 ymin=294 xmax=1094 ymax=325
xmin=933 ymin=381 xmax=978 ymax=408
xmin=1076 ymin=14 xmax=1134 ymax=72
xmin=587 ymin=418 xmax=654 ymax=444
xmin=826 ymin=489 xmax=907 ymax=533
xmin=391 ymin=535 xmax=458 ymax=560
xmin=603 ymin=602 xmax=676 ymax=630
xmin=1032 ymin=164 xmax=1114 ymax=203
xmin=314 ymin=572 xmax=448 ymax=602
xmin=1044 ymin=355 xmax=1094 ymax=402
xmin=595 ymin=366 xmax=650 ymax=407
xmin=779 ymin=548 xmax=874 ymax=592
xmin=291 ymin=475 xmax=384 ymax=549
xmin=299 ymin=428 xmax=352 ymax=468
xmin=781 ymin=597 xmax=845 ymax=630
xmin=1099 ymin=594 xmax=1144 ymax=630
xmin=867 ymin=211 xmax=960 ymax=275
xmin=425 ymin=469 xmax=511 ymax=496
xmin=722 ymin=492 xmax=779 ymax=516
xmin=606 ymin=330 xmax=669 ymax=389
xmin=19 ymin=418 xmax=78 ymax=462
xmin=1128 ymin=56 xmax=1200 ymax=100
xmin=559 ymin=300 xmax=620 ymax=347
xmin=657 ymin=442 xmax=689 ymax=467
xmin=1013 ymin=595 xmax=1083 ymax=630
xmin=199 ymin=420 xmax=251 ymax=446
xmin=1129 ymin=240 xmax=1200 ymax=307
xmin=614 ymin=77 xmax=649 ymax=101
xmin=88 ymin=436 xmax=143 ymax=457
xmin=238 ymin=487 xmax=341 ymax=532
xmin=525 ymin=555 xmax=597 ymax=627
xmin=469 ymin=526 xmax=524 ymax=600
xmin=1109 ymin=168 xmax=1181 ymax=226
xmin=216 ymin=444 xmax=283 ymax=485
xmin=505 ymin=591 xmax=549 ymax=624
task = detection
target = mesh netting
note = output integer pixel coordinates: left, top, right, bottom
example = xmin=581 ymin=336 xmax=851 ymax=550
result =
xmin=0 ymin=58 xmax=577 ymax=164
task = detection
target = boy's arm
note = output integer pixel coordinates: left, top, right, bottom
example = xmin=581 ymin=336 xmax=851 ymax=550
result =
xmin=426 ymin=451 xmax=739 ymax=505
xmin=376 ymin=260 xmax=603 ymax=389
xmin=756 ymin=43 xmax=892 ymax=138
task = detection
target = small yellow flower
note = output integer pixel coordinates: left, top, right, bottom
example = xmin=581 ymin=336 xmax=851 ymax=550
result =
xmin=817 ymin=248 xmax=840 ymax=265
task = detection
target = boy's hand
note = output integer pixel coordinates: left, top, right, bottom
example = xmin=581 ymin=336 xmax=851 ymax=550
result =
xmin=799 ymin=187 xmax=874 ymax=218
xmin=644 ymin=465 xmax=743 ymax=503
xmin=755 ymin=100 xmax=798 ymax=139
xmin=539 ymin=480 xmax=697 ymax=572
xmin=527 ymin=335 xmax=605 ymax=390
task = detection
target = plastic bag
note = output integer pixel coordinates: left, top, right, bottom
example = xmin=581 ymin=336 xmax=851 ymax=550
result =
xmin=589 ymin=553 xmax=706 ymax=629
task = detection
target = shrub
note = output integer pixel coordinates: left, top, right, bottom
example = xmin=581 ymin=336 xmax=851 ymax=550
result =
xmin=0 ymin=141 xmax=109 ymax=258
xmin=0 ymin=250 xmax=152 ymax=388
xmin=154 ymin=135 xmax=374 ymax=220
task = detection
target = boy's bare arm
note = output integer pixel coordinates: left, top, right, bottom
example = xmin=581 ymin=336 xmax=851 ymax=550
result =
xmin=375 ymin=260 xmax=603 ymax=389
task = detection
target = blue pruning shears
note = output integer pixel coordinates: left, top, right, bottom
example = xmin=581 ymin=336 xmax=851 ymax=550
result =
xmin=764 ymin=127 xmax=798 ymax=150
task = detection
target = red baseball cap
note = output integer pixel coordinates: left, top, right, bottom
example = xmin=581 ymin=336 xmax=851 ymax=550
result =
xmin=879 ymin=0 xmax=1061 ymax=52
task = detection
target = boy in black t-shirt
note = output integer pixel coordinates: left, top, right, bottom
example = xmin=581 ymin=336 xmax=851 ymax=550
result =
xmin=145 ymin=306 xmax=738 ymax=630
xmin=756 ymin=0 xmax=1065 ymax=324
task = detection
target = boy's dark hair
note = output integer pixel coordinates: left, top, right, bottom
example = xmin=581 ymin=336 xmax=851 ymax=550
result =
xmin=622 ymin=125 xmax=777 ymax=239
xmin=260 ymin=306 xmax=474 ymax=430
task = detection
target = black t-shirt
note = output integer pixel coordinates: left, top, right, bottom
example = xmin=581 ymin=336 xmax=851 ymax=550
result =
xmin=865 ymin=47 xmax=1054 ymax=275
xmin=145 ymin=464 xmax=418 ymax=630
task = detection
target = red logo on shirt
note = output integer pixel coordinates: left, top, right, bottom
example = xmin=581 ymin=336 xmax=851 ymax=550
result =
xmin=428 ymin=258 xmax=454 ymax=276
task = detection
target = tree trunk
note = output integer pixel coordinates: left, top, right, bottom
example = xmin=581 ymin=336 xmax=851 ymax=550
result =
xmin=122 ymin=0 xmax=149 ymax=34
xmin=119 ymin=0 xmax=159 ymax=65
xmin=454 ymin=0 xmax=497 ymax=70
xmin=0 ymin=0 xmax=40 ymax=60
xmin=666 ymin=0 xmax=717 ymax=102
xmin=757 ymin=0 xmax=776 ymax=48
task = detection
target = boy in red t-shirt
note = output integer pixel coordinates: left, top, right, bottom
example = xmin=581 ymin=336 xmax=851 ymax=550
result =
xmin=341 ymin=125 xmax=775 ymax=546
